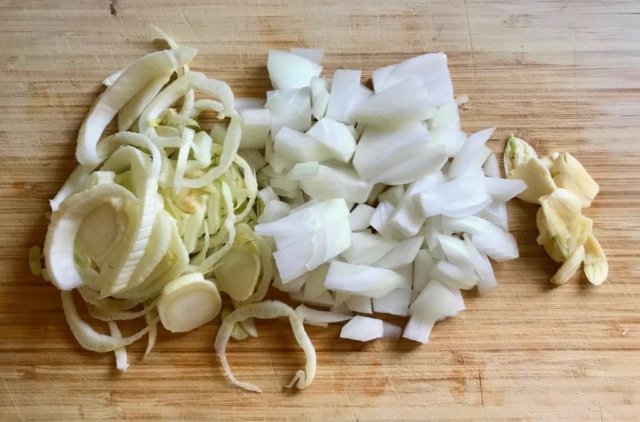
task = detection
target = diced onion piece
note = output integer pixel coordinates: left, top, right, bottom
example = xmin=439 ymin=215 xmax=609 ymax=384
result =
xmin=431 ymin=260 xmax=479 ymax=290
xmin=255 ymin=199 xmax=349 ymax=238
xmin=448 ymin=128 xmax=495 ymax=179
xmin=311 ymin=77 xmax=331 ymax=120
xmin=354 ymin=122 xmax=447 ymax=185
xmin=238 ymin=149 xmax=267 ymax=172
xmin=325 ymin=69 xmax=362 ymax=124
xmin=402 ymin=316 xmax=435 ymax=344
xmin=463 ymin=235 xmax=497 ymax=295
xmin=288 ymin=162 xmax=320 ymax=181
xmin=306 ymin=118 xmax=357 ymax=163
xmin=341 ymin=232 xmax=397 ymax=265
xmin=378 ymin=186 xmax=405 ymax=207
xmin=354 ymin=76 xmax=435 ymax=126
xmin=373 ymin=236 xmax=424 ymax=270
xmin=267 ymin=50 xmax=323 ymax=90
xmin=304 ymin=264 xmax=331 ymax=301
xmin=340 ymin=316 xmax=384 ymax=342
xmin=372 ymin=289 xmax=411 ymax=316
xmin=477 ymin=202 xmax=508 ymax=231
xmin=370 ymin=201 xmax=396 ymax=240
xmin=409 ymin=279 xmax=462 ymax=322
xmin=483 ymin=153 xmax=501 ymax=178
xmin=258 ymin=200 xmax=291 ymax=224
xmin=348 ymin=204 xmax=375 ymax=231
xmin=436 ymin=234 xmax=473 ymax=269
xmin=240 ymin=108 xmax=271 ymax=150
xmin=290 ymin=48 xmax=324 ymax=64
xmin=274 ymin=127 xmax=333 ymax=163
xmin=158 ymin=273 xmax=222 ymax=333
xmin=372 ymin=52 xmax=453 ymax=107
xmin=299 ymin=164 xmax=373 ymax=203
xmin=234 ymin=98 xmax=266 ymax=113
xmin=215 ymin=301 xmax=316 ymax=392
xmin=345 ymin=295 xmax=372 ymax=313
xmin=412 ymin=250 xmax=435 ymax=302
xmin=484 ymin=177 xmax=527 ymax=203
xmin=324 ymin=261 xmax=405 ymax=298
xmin=382 ymin=322 xmax=403 ymax=340
xmin=266 ymin=87 xmax=312 ymax=135
xmin=258 ymin=186 xmax=279 ymax=206
xmin=415 ymin=176 xmax=492 ymax=219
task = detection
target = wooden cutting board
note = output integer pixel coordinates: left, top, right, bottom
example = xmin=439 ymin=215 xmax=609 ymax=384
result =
xmin=1 ymin=1 xmax=639 ymax=420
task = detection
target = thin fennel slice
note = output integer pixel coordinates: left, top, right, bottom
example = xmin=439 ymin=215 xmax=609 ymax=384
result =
xmin=76 ymin=48 xmax=196 ymax=166
xmin=61 ymin=291 xmax=156 ymax=353
xmin=215 ymin=301 xmax=316 ymax=393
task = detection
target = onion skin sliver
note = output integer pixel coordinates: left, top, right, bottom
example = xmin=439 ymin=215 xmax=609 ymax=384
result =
xmin=215 ymin=301 xmax=316 ymax=393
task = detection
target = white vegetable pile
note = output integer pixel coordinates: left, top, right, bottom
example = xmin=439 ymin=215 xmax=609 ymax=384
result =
xmin=33 ymin=29 xmax=526 ymax=393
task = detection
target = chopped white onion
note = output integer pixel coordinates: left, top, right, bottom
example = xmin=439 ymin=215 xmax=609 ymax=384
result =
xmin=267 ymin=50 xmax=323 ymax=90
xmin=348 ymin=204 xmax=375 ymax=231
xmin=325 ymin=69 xmax=362 ymax=124
xmin=324 ymin=261 xmax=405 ymax=298
xmin=340 ymin=316 xmax=384 ymax=342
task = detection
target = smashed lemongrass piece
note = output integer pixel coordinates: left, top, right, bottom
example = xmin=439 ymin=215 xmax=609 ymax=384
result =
xmin=215 ymin=301 xmax=315 ymax=393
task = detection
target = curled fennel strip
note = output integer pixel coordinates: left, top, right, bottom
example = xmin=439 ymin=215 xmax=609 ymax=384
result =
xmin=61 ymin=291 xmax=157 ymax=353
xmin=215 ymin=301 xmax=316 ymax=393
xmin=144 ymin=308 xmax=159 ymax=358
xmin=197 ymin=182 xmax=236 ymax=274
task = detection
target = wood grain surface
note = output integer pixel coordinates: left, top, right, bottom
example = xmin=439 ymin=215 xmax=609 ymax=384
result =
xmin=2 ymin=0 xmax=640 ymax=421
